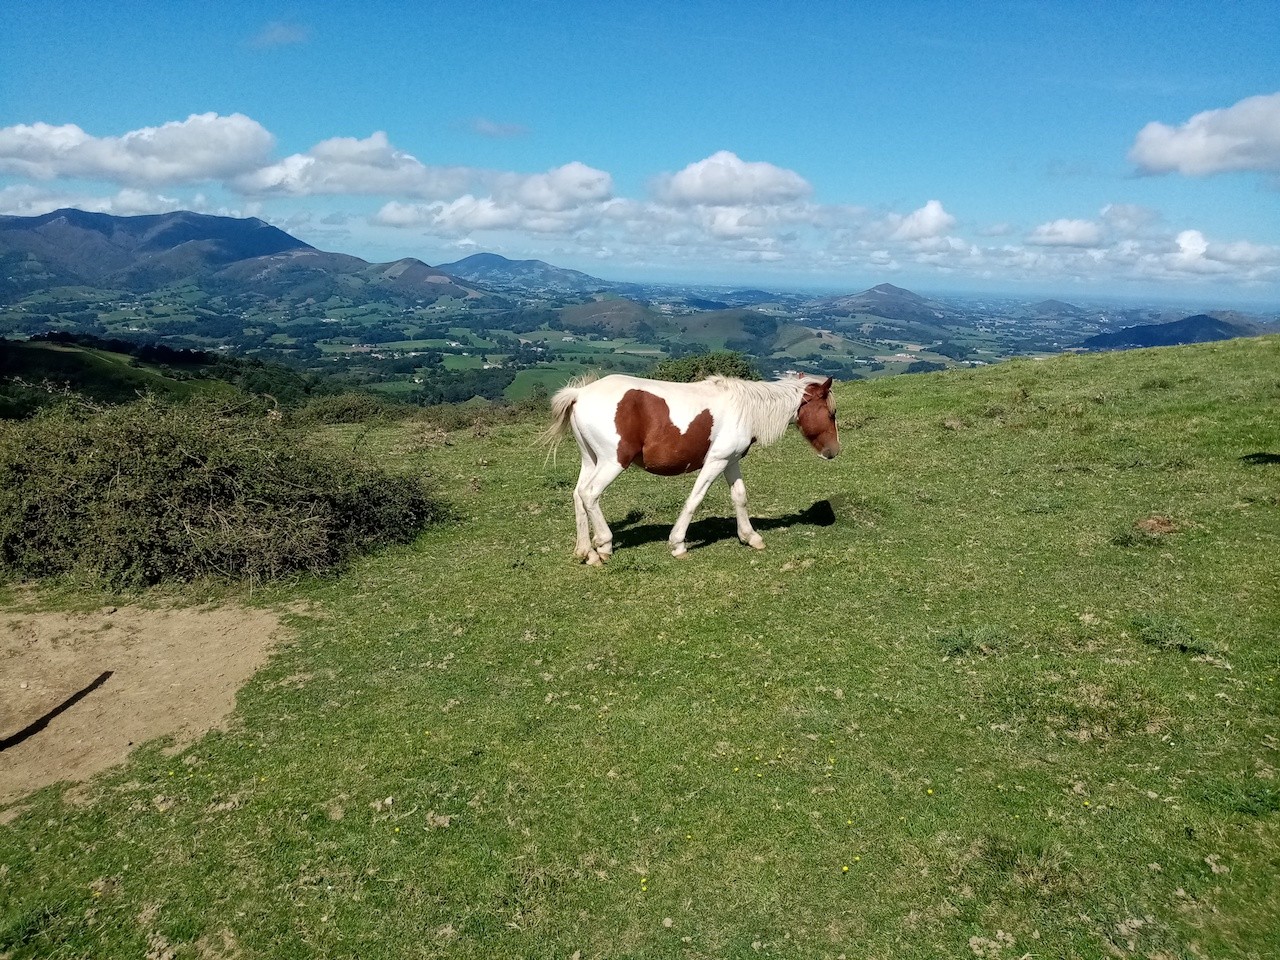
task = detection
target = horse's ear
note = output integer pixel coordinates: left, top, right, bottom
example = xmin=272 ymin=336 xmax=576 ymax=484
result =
xmin=820 ymin=377 xmax=833 ymax=395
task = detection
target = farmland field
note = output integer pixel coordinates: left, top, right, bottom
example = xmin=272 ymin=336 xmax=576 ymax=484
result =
xmin=1 ymin=338 xmax=1278 ymax=958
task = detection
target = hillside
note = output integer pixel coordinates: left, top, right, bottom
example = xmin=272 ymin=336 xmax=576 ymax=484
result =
xmin=0 ymin=208 xmax=312 ymax=289
xmin=0 ymin=334 xmax=337 ymax=418
xmin=807 ymin=282 xmax=954 ymax=323
xmin=2 ymin=336 xmax=1277 ymax=958
xmin=558 ymin=297 xmax=663 ymax=335
xmin=1079 ymin=313 xmax=1258 ymax=349
xmin=0 ymin=209 xmax=485 ymax=307
xmin=437 ymin=252 xmax=612 ymax=293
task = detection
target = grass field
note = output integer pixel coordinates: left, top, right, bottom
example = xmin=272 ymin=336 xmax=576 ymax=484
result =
xmin=2 ymin=338 xmax=1278 ymax=958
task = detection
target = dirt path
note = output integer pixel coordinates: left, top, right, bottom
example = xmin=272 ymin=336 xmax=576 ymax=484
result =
xmin=0 ymin=604 xmax=286 ymax=814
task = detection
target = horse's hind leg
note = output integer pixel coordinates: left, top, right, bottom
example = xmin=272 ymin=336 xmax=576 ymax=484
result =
xmin=581 ymin=459 xmax=625 ymax=563
xmin=572 ymin=453 xmax=594 ymax=561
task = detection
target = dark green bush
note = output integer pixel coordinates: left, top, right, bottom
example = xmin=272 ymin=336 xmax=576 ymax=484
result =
xmin=0 ymin=398 xmax=443 ymax=586
xmin=649 ymin=351 xmax=761 ymax=382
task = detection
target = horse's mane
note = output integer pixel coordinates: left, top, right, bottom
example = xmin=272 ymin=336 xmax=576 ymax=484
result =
xmin=706 ymin=375 xmax=824 ymax=447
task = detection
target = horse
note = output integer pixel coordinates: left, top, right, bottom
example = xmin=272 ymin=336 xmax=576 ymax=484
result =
xmin=543 ymin=373 xmax=840 ymax=564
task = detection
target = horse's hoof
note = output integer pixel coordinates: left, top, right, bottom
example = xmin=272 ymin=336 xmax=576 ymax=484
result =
xmin=586 ymin=551 xmax=604 ymax=566
xmin=670 ymin=545 xmax=688 ymax=559
xmin=748 ymin=535 xmax=766 ymax=550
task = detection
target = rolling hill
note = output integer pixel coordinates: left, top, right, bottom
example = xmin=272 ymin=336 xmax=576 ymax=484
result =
xmin=1079 ymin=313 xmax=1259 ymax=350
xmin=437 ymin=252 xmax=613 ymax=293
xmin=807 ymin=282 xmax=954 ymax=323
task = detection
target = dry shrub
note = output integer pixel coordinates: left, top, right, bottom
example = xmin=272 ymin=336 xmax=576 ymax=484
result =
xmin=0 ymin=397 xmax=443 ymax=586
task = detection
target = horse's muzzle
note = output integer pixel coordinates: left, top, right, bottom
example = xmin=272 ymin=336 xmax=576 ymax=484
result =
xmin=820 ymin=442 xmax=841 ymax=460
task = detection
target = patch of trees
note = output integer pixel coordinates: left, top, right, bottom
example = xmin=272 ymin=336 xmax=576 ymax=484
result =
xmin=413 ymin=367 xmax=517 ymax=405
xmin=904 ymin=360 xmax=947 ymax=374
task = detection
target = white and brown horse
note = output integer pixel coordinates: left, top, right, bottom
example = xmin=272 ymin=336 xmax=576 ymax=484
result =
xmin=544 ymin=373 xmax=839 ymax=563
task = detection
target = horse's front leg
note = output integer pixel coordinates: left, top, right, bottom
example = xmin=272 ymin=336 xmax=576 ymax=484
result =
xmin=669 ymin=458 xmax=728 ymax=558
xmin=723 ymin=458 xmax=764 ymax=550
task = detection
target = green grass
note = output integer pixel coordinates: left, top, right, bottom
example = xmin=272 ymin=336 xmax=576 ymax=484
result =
xmin=2 ymin=338 xmax=1278 ymax=958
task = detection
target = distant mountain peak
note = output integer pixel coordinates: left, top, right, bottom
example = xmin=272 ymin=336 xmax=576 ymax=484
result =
xmin=437 ymin=251 xmax=613 ymax=293
xmin=866 ymin=282 xmax=921 ymax=299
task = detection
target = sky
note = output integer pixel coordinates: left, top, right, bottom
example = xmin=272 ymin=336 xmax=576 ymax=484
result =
xmin=2 ymin=1 xmax=1279 ymax=305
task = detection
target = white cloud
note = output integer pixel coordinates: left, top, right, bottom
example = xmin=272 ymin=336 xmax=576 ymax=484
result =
xmin=0 ymin=183 xmax=185 ymax=217
xmin=502 ymin=161 xmax=613 ymax=211
xmin=654 ymin=151 xmax=811 ymax=206
xmin=1129 ymin=91 xmax=1280 ymax=177
xmin=232 ymin=131 xmax=473 ymax=198
xmin=0 ymin=113 xmax=274 ymax=185
xmin=1100 ymin=203 xmax=1160 ymax=235
xmin=886 ymin=199 xmax=956 ymax=241
xmin=1027 ymin=218 xmax=1103 ymax=247
xmin=371 ymin=162 xmax=614 ymax=234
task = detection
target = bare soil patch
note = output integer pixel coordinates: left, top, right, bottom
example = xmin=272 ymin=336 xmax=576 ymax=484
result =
xmin=0 ymin=604 xmax=286 ymax=813
xmin=1135 ymin=515 xmax=1179 ymax=537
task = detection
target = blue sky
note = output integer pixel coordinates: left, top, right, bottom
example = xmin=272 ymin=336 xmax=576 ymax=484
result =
xmin=2 ymin=1 xmax=1278 ymax=303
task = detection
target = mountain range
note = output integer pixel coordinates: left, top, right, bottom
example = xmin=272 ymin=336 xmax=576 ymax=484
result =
xmin=0 ymin=209 xmax=1272 ymax=357
xmin=0 ymin=208 xmax=484 ymax=304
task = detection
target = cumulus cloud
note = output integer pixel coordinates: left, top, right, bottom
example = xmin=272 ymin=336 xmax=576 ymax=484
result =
xmin=654 ymin=151 xmax=811 ymax=206
xmin=0 ymin=183 xmax=185 ymax=217
xmin=1027 ymin=218 xmax=1103 ymax=247
xmin=0 ymin=113 xmax=275 ymax=185
xmin=232 ymin=131 xmax=473 ymax=198
xmin=1129 ymin=91 xmax=1280 ymax=177
xmin=885 ymin=199 xmax=956 ymax=241
xmin=372 ymin=161 xmax=614 ymax=234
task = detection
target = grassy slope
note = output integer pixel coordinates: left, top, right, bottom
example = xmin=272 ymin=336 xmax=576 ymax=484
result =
xmin=0 ymin=341 xmax=229 ymax=407
xmin=2 ymin=338 xmax=1278 ymax=958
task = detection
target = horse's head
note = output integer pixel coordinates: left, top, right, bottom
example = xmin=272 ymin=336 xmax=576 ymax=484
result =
xmin=797 ymin=377 xmax=840 ymax=459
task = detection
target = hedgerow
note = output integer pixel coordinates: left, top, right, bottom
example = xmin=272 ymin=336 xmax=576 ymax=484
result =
xmin=0 ymin=398 xmax=443 ymax=586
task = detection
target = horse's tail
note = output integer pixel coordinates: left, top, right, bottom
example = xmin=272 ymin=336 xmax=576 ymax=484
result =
xmin=539 ymin=373 xmax=597 ymax=450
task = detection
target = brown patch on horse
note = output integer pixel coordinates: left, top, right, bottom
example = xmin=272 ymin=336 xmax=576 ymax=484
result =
xmin=615 ymin=389 xmax=714 ymax=475
xmin=796 ymin=377 xmax=841 ymax=459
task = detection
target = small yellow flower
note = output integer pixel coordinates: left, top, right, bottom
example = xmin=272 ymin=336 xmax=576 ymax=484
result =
xmin=841 ymin=865 xmax=849 ymax=873
xmin=926 ymin=788 xmax=933 ymax=795
xmin=1083 ymin=801 xmax=1090 ymax=807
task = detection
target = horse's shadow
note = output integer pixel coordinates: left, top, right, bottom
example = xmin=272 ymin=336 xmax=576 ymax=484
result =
xmin=611 ymin=499 xmax=837 ymax=551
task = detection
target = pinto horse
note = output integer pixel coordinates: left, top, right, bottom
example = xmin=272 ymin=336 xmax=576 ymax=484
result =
xmin=544 ymin=373 xmax=839 ymax=563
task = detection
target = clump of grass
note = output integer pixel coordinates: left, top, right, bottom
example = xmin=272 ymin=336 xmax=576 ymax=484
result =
xmin=1130 ymin=614 xmax=1210 ymax=656
xmin=933 ymin=624 xmax=1005 ymax=657
xmin=0 ymin=397 xmax=444 ymax=586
